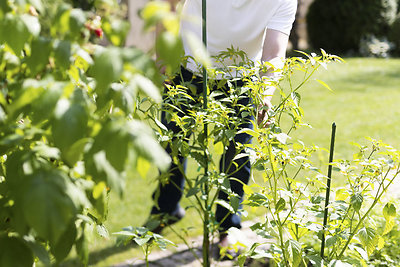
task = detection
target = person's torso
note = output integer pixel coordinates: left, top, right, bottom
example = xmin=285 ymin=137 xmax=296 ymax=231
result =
xmin=180 ymin=0 xmax=291 ymax=73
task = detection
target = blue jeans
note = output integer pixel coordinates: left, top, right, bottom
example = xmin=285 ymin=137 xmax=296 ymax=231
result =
xmin=152 ymin=67 xmax=253 ymax=232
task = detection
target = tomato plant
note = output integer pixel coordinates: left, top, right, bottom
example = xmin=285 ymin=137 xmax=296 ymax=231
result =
xmin=0 ymin=0 xmax=181 ymax=265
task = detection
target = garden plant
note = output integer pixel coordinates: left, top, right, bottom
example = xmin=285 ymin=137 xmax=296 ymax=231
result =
xmin=1 ymin=1 xmax=400 ymax=267
xmin=118 ymin=3 xmax=400 ymax=266
xmin=0 ymin=0 xmax=179 ymax=265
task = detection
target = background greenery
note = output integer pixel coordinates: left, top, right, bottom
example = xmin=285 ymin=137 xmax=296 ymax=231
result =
xmin=307 ymin=0 xmax=399 ymax=56
xmin=60 ymin=57 xmax=400 ymax=266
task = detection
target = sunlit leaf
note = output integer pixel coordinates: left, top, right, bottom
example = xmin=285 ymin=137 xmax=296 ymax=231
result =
xmin=351 ymin=193 xmax=363 ymax=212
xmin=358 ymin=227 xmax=379 ymax=256
xmin=316 ymin=79 xmax=333 ymax=92
xmin=214 ymin=141 xmax=224 ymax=155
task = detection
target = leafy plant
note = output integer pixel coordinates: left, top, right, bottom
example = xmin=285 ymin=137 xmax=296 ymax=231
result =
xmin=129 ymin=45 xmax=341 ymax=266
xmin=0 ymin=0 xmax=179 ymax=265
xmin=115 ymin=226 xmax=175 ymax=267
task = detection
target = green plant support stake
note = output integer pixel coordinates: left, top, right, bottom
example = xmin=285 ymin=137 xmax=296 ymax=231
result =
xmin=201 ymin=0 xmax=210 ymax=266
xmin=320 ymin=122 xmax=336 ymax=259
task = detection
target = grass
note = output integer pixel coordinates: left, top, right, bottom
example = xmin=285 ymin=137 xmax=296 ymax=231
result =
xmin=61 ymin=57 xmax=400 ymax=266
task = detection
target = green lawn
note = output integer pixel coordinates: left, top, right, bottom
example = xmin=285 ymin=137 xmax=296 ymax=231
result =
xmin=61 ymin=57 xmax=400 ymax=266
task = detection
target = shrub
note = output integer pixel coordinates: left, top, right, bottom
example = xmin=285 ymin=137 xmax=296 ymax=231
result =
xmin=359 ymin=35 xmax=393 ymax=57
xmin=389 ymin=14 xmax=400 ymax=56
xmin=0 ymin=0 xmax=178 ymax=265
xmin=307 ymin=0 xmax=398 ymax=54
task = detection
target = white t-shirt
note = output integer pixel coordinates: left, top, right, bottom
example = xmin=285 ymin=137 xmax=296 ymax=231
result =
xmin=180 ymin=0 xmax=297 ymax=73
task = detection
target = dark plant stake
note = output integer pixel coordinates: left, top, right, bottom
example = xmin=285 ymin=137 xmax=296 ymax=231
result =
xmin=201 ymin=0 xmax=210 ymax=266
xmin=320 ymin=122 xmax=336 ymax=259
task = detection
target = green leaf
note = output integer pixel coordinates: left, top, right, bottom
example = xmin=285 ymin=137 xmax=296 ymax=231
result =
xmin=215 ymin=200 xmax=235 ymax=213
xmin=383 ymin=203 xmax=396 ymax=235
xmin=353 ymin=246 xmax=368 ymax=261
xmin=96 ymin=224 xmax=109 ymax=238
xmin=121 ymin=47 xmax=162 ymax=86
xmin=140 ymin=1 xmax=170 ymax=31
xmin=102 ymin=18 xmax=130 ymax=47
xmin=156 ymin=31 xmax=183 ymax=73
xmin=137 ymin=157 xmax=151 ymax=179
xmin=0 ymin=106 xmax=6 ymax=123
xmin=0 ymin=1 xmax=11 ymax=15
xmin=383 ymin=203 xmax=396 ymax=219
xmin=132 ymin=74 xmax=162 ymax=103
xmin=285 ymin=239 xmax=302 ymax=267
xmin=26 ymin=37 xmax=51 ymax=76
xmin=358 ymin=227 xmax=379 ymax=256
xmin=30 ymin=81 xmax=64 ymax=123
xmin=51 ymin=4 xmax=71 ymax=36
xmin=21 ymin=169 xmax=77 ymax=245
xmin=351 ymin=193 xmax=363 ymax=212
xmin=186 ymin=187 xmax=200 ymax=197
xmin=273 ymin=133 xmax=290 ymax=144
xmin=306 ymin=255 xmax=324 ymax=267
xmin=51 ymin=220 xmax=77 ymax=262
xmin=128 ymin=121 xmax=171 ymax=172
xmin=90 ymin=48 xmax=123 ymax=91
xmin=190 ymin=151 xmax=207 ymax=169
xmin=89 ymin=120 xmax=130 ymax=173
xmin=214 ymin=141 xmax=224 ymax=155
xmin=25 ymin=240 xmax=50 ymax=266
xmin=52 ymin=90 xmax=89 ymax=166
xmin=32 ymin=143 xmax=60 ymax=159
xmin=20 ymin=14 xmax=40 ymax=37
xmin=153 ymin=234 xmax=175 ymax=250
xmin=53 ymin=40 xmax=72 ymax=70
xmin=230 ymin=195 xmax=240 ymax=213
xmin=0 ymin=236 xmax=34 ymax=267
xmin=291 ymin=91 xmax=301 ymax=106
xmin=326 ymin=235 xmax=338 ymax=247
xmin=184 ymin=31 xmax=211 ymax=68
xmin=92 ymin=151 xmax=122 ymax=196
xmin=110 ymin=83 xmax=136 ymax=114
xmin=69 ymin=9 xmax=86 ymax=36
xmin=8 ymin=79 xmax=44 ymax=118
xmin=76 ymin=233 xmax=89 ymax=266
xmin=2 ymin=14 xmax=30 ymax=54
xmin=315 ymin=79 xmax=333 ymax=92
xmin=275 ymin=198 xmax=286 ymax=214
xmin=335 ymin=188 xmax=350 ymax=201
xmin=134 ymin=235 xmax=152 ymax=247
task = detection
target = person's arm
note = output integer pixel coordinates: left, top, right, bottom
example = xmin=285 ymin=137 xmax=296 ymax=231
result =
xmin=257 ymin=28 xmax=290 ymax=126
xmin=161 ymin=0 xmax=179 ymax=11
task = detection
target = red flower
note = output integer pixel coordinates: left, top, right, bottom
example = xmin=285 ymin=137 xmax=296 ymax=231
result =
xmin=94 ymin=28 xmax=103 ymax=38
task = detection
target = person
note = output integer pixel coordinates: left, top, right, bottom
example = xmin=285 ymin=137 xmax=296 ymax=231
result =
xmin=148 ymin=0 xmax=297 ymax=250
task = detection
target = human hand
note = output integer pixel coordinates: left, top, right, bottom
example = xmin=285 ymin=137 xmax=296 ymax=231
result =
xmin=257 ymin=96 xmax=274 ymax=128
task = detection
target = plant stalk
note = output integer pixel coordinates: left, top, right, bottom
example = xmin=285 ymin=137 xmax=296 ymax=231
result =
xmin=320 ymin=122 xmax=336 ymax=259
xmin=201 ymin=0 xmax=210 ymax=266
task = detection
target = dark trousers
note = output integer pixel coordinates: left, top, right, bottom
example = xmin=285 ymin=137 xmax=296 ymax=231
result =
xmin=151 ymin=67 xmax=253 ymax=231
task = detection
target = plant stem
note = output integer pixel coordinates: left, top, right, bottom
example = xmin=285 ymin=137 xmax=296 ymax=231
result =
xmin=276 ymin=213 xmax=290 ymax=266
